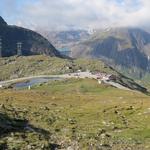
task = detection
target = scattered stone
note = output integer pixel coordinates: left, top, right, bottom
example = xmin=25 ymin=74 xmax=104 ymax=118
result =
xmin=51 ymin=103 xmax=57 ymax=106
xmin=126 ymin=106 xmax=134 ymax=110
xmin=68 ymin=118 xmax=77 ymax=125
xmin=27 ymin=145 xmax=32 ymax=149
xmin=7 ymin=137 xmax=13 ymax=142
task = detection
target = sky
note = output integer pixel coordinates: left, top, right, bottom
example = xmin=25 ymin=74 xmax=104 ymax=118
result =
xmin=0 ymin=0 xmax=150 ymax=31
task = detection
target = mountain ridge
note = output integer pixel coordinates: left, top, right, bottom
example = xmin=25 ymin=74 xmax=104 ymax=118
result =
xmin=37 ymin=29 xmax=90 ymax=50
xmin=0 ymin=16 xmax=62 ymax=57
xmin=70 ymin=27 xmax=150 ymax=71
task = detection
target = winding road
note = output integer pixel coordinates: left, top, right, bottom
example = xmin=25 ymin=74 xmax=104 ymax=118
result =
xmin=0 ymin=72 xmax=130 ymax=90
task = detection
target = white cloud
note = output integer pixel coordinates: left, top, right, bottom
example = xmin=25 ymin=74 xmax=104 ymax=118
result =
xmin=1 ymin=0 xmax=150 ymax=30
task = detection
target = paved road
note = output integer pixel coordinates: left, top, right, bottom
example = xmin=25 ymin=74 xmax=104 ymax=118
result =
xmin=103 ymin=80 xmax=131 ymax=90
xmin=0 ymin=72 xmax=130 ymax=91
xmin=0 ymin=72 xmax=96 ymax=85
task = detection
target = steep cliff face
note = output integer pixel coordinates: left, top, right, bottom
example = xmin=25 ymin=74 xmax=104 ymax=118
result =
xmin=0 ymin=16 xmax=61 ymax=57
xmin=0 ymin=16 xmax=7 ymax=26
xmin=71 ymin=28 xmax=150 ymax=70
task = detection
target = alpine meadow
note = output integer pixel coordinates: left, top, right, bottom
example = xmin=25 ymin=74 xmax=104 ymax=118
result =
xmin=0 ymin=0 xmax=150 ymax=150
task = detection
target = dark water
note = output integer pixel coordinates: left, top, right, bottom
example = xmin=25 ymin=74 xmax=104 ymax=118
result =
xmin=14 ymin=77 xmax=61 ymax=89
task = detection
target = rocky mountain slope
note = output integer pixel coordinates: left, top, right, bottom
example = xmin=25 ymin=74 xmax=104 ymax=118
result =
xmin=0 ymin=16 xmax=61 ymax=57
xmin=71 ymin=28 xmax=150 ymax=70
xmin=37 ymin=29 xmax=90 ymax=50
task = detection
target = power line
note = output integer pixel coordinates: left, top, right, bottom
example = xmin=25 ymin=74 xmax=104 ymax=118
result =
xmin=17 ymin=42 xmax=22 ymax=56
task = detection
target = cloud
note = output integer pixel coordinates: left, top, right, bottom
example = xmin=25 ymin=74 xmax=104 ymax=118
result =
xmin=1 ymin=0 xmax=150 ymax=30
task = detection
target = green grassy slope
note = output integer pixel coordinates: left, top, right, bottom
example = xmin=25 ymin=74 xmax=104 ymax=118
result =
xmin=0 ymin=55 xmax=118 ymax=81
xmin=0 ymin=55 xmax=148 ymax=94
xmin=0 ymin=79 xmax=150 ymax=149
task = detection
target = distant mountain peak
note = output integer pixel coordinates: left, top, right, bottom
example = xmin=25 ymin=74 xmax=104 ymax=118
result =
xmin=0 ymin=16 xmax=7 ymax=26
xmin=71 ymin=27 xmax=150 ymax=70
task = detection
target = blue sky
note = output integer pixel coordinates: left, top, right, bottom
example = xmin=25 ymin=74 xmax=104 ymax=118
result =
xmin=0 ymin=0 xmax=149 ymax=30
